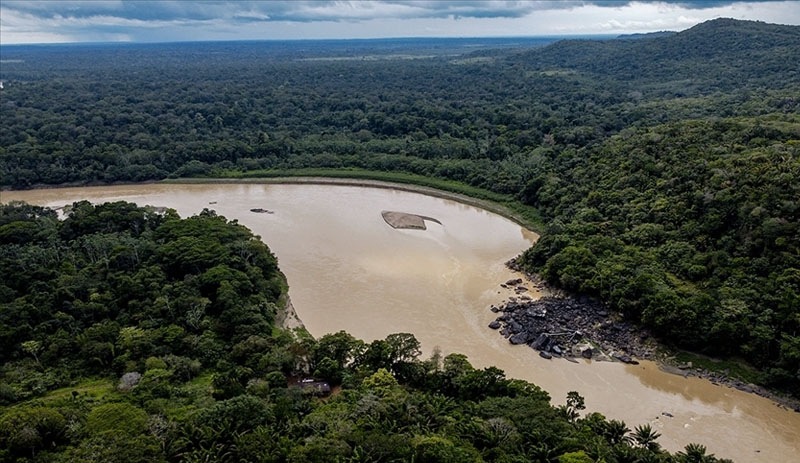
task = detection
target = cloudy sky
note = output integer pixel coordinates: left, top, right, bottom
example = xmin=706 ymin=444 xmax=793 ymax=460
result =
xmin=1 ymin=1 xmax=798 ymax=44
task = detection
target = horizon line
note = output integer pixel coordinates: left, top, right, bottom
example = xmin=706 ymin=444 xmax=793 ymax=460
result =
xmin=0 ymin=32 xmax=650 ymax=48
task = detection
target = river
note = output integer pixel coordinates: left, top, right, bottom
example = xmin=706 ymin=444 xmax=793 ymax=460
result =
xmin=3 ymin=182 xmax=799 ymax=462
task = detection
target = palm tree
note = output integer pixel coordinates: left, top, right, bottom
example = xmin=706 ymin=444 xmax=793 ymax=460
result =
xmin=603 ymin=419 xmax=632 ymax=445
xmin=677 ymin=443 xmax=717 ymax=462
xmin=632 ymin=423 xmax=662 ymax=452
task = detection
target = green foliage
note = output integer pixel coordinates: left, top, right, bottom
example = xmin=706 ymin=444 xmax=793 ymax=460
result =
xmin=1 ymin=19 xmax=797 ymax=460
xmin=361 ymin=368 xmax=400 ymax=396
xmin=0 ymin=406 xmax=67 ymax=458
xmin=413 ymin=435 xmax=481 ymax=463
xmin=0 ymin=204 xmax=715 ymax=462
xmin=84 ymin=402 xmax=148 ymax=437
xmin=558 ymin=450 xmax=594 ymax=463
xmin=58 ymin=432 xmax=166 ymax=463
xmin=5 ymin=18 xmax=795 ymax=391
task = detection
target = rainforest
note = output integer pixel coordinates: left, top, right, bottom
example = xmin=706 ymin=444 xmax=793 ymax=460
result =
xmin=1 ymin=17 xmax=798 ymax=462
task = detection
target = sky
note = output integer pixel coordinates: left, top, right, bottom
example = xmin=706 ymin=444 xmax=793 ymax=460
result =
xmin=1 ymin=1 xmax=798 ymax=44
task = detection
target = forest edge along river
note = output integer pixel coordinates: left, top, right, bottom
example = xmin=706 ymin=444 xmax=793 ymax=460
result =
xmin=2 ymin=181 xmax=799 ymax=462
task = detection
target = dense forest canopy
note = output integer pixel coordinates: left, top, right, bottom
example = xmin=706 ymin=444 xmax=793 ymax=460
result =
xmin=0 ymin=202 xmax=728 ymax=462
xmin=1 ymin=18 xmax=798 ymax=394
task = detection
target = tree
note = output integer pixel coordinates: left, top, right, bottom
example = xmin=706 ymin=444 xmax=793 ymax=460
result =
xmin=21 ymin=340 xmax=42 ymax=366
xmin=385 ymin=332 xmax=422 ymax=364
xmin=558 ymin=450 xmax=595 ymax=463
xmin=632 ymin=424 xmax=662 ymax=452
xmin=61 ymin=432 xmax=166 ymax=463
xmin=85 ymin=402 xmax=149 ymax=437
xmin=312 ymin=330 xmax=362 ymax=373
xmin=0 ymin=407 xmax=67 ymax=459
xmin=602 ymin=419 xmax=631 ymax=445
xmin=362 ymin=368 xmax=400 ymax=396
xmin=412 ymin=435 xmax=481 ymax=463
xmin=558 ymin=391 xmax=586 ymax=423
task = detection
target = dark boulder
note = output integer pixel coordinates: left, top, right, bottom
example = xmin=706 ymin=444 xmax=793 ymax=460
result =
xmin=531 ymin=333 xmax=550 ymax=351
xmin=509 ymin=332 xmax=530 ymax=345
xmin=613 ymin=354 xmax=639 ymax=365
xmin=539 ymin=351 xmax=553 ymax=359
xmin=488 ymin=320 xmax=502 ymax=330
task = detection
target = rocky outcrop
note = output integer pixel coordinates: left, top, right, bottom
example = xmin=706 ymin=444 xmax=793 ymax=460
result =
xmin=500 ymin=258 xmax=800 ymax=410
xmin=488 ymin=296 xmax=656 ymax=362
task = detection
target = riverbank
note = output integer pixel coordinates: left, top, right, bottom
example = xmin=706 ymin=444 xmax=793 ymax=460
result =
xmin=501 ymin=258 xmax=800 ymax=413
xmin=3 ymin=172 xmax=542 ymax=233
xmin=5 ymin=180 xmax=800 ymax=460
xmin=7 ymin=177 xmax=798 ymax=414
xmin=164 ymin=172 xmax=544 ymax=233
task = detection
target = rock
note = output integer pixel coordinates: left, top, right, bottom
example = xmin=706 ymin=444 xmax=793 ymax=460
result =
xmin=490 ymin=306 xmax=500 ymax=313
xmin=552 ymin=345 xmax=562 ymax=355
xmin=539 ymin=351 xmax=553 ymax=359
xmin=613 ymin=354 xmax=639 ymax=365
xmin=661 ymin=412 xmax=674 ymax=418
xmin=506 ymin=278 xmax=523 ymax=286
xmin=531 ymin=333 xmax=550 ymax=350
xmin=118 ymin=371 xmax=142 ymax=391
xmin=528 ymin=307 xmax=547 ymax=318
xmin=488 ymin=320 xmax=501 ymax=330
xmin=581 ymin=348 xmax=593 ymax=359
xmin=509 ymin=332 xmax=530 ymax=345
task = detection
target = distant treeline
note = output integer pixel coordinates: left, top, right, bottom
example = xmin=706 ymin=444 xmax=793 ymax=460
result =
xmin=1 ymin=18 xmax=799 ymax=394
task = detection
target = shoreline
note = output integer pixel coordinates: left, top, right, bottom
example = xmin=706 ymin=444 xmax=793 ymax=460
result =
xmin=504 ymin=258 xmax=800 ymax=413
xmin=6 ymin=177 xmax=797 ymax=410
xmin=164 ymin=176 xmax=541 ymax=232
xmin=2 ymin=175 xmax=541 ymax=233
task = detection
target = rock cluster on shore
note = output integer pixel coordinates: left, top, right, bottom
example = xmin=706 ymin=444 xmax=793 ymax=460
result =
xmin=493 ymin=268 xmax=800 ymax=412
xmin=488 ymin=292 xmax=656 ymax=363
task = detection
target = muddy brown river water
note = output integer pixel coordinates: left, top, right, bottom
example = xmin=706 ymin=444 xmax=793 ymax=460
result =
xmin=3 ymin=182 xmax=799 ymax=462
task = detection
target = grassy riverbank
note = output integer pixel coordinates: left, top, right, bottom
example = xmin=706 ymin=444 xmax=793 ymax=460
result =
xmin=168 ymin=168 xmax=544 ymax=233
